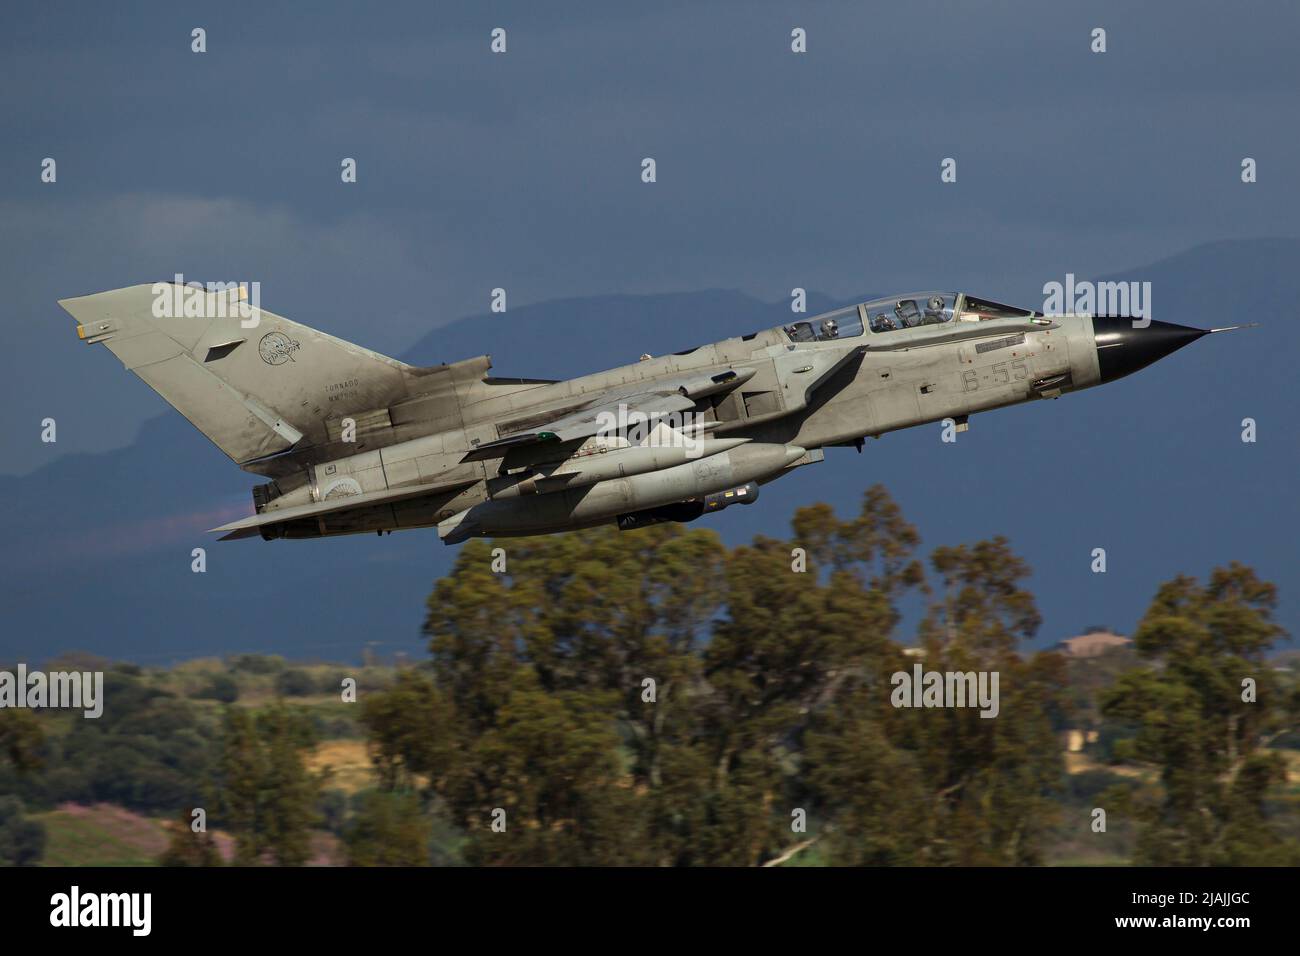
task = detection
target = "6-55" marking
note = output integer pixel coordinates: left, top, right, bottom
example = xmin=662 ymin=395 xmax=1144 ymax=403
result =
xmin=963 ymin=360 xmax=1028 ymax=392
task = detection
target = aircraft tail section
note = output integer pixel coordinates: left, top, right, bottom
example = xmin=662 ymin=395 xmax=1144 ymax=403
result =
xmin=58 ymin=283 xmax=414 ymax=466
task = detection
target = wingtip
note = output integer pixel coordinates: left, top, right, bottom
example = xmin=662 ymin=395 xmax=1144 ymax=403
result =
xmin=209 ymin=517 xmax=257 ymax=535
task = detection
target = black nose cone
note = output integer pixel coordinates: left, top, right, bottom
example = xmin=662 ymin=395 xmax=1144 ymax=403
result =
xmin=1093 ymin=316 xmax=1209 ymax=384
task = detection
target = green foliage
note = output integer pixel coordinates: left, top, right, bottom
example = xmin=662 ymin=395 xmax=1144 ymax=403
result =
xmin=211 ymin=703 xmax=323 ymax=865
xmin=229 ymin=654 xmax=286 ymax=675
xmin=357 ymin=485 xmax=1093 ymax=866
xmin=158 ymin=810 xmax=222 ymax=866
xmin=344 ymin=790 xmax=429 ymax=865
xmin=318 ymin=789 xmax=349 ymax=836
xmin=0 ymin=796 xmax=45 ymax=866
xmin=0 ymin=671 xmax=213 ymax=815
xmin=1101 ymin=563 xmax=1298 ymax=865
xmin=920 ymin=535 xmax=1041 ymax=654
xmin=4 ymin=490 xmax=1291 ymax=869
xmin=0 ymin=710 xmax=44 ymax=772
xmin=359 ymin=669 xmax=458 ymax=790
xmin=804 ymin=689 xmax=928 ymax=865
xmin=193 ymin=672 xmax=240 ymax=703
xmin=462 ymin=668 xmax=648 ymax=865
xmin=274 ymin=668 xmax=316 ymax=698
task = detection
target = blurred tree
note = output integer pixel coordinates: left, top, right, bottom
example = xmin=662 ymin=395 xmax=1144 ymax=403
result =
xmin=229 ymin=654 xmax=285 ymax=674
xmin=1102 ymin=562 xmax=1297 ymax=865
xmin=317 ymin=788 xmax=349 ymax=836
xmin=193 ymin=672 xmax=240 ymax=703
xmin=920 ymin=535 xmax=1040 ymax=656
xmin=258 ymin=705 xmax=324 ymax=865
xmin=357 ymin=488 xmax=1299 ymax=869
xmin=886 ymin=535 xmax=1066 ymax=865
xmin=274 ymin=669 xmax=316 ymax=698
xmin=15 ymin=671 xmax=213 ymax=815
xmin=0 ymin=716 xmax=46 ymax=867
xmin=0 ymin=795 xmax=45 ymax=867
xmin=214 ymin=708 xmax=263 ymax=865
xmin=158 ymin=809 xmax=222 ymax=866
xmin=459 ymin=667 xmax=647 ymax=865
xmin=804 ymin=687 xmax=928 ymax=865
xmin=359 ymin=669 xmax=459 ymax=791
xmin=0 ymin=710 xmax=44 ymax=772
xmin=211 ymin=704 xmax=322 ymax=865
xmin=424 ymin=539 xmax=521 ymax=730
xmin=344 ymin=790 xmax=428 ymax=866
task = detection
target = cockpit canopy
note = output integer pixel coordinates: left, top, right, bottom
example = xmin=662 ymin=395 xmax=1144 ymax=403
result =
xmin=784 ymin=292 xmax=1039 ymax=343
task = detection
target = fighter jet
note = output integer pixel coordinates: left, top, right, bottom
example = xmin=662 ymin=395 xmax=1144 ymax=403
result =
xmin=58 ymin=284 xmax=1247 ymax=544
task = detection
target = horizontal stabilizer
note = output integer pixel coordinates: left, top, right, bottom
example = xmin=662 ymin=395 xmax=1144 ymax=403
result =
xmin=210 ymin=475 xmax=480 ymax=536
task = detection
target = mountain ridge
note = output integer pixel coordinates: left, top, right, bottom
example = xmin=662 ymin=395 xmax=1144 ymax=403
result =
xmin=4 ymin=239 xmax=1295 ymax=664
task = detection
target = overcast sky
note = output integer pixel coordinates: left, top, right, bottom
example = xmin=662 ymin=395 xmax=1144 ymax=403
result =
xmin=2 ymin=0 xmax=1297 ymax=471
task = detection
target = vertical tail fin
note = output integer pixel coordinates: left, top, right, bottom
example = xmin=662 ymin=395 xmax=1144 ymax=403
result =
xmin=59 ymin=282 xmax=413 ymax=466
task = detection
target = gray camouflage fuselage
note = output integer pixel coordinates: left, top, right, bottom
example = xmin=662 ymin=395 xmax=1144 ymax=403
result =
xmin=58 ymin=285 xmax=1228 ymax=544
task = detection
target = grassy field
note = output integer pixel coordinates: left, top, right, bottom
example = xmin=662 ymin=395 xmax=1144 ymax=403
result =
xmin=33 ymin=802 xmax=348 ymax=866
xmin=34 ymin=803 xmax=172 ymax=867
xmin=19 ymin=653 xmax=1294 ymax=867
xmin=306 ymin=739 xmax=375 ymax=794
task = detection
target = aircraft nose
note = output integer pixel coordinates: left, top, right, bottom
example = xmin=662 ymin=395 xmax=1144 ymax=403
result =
xmin=1092 ymin=316 xmax=1209 ymax=384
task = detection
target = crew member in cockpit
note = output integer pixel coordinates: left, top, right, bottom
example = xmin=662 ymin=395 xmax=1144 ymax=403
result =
xmin=922 ymin=295 xmax=948 ymax=325
xmin=895 ymin=299 xmax=923 ymax=328
xmin=821 ymin=317 xmax=839 ymax=339
xmin=787 ymin=321 xmax=815 ymax=342
xmin=871 ymin=313 xmax=895 ymax=332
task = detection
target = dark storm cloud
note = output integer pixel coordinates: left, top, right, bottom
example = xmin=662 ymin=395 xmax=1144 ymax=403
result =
xmin=1 ymin=0 xmax=1297 ymax=470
